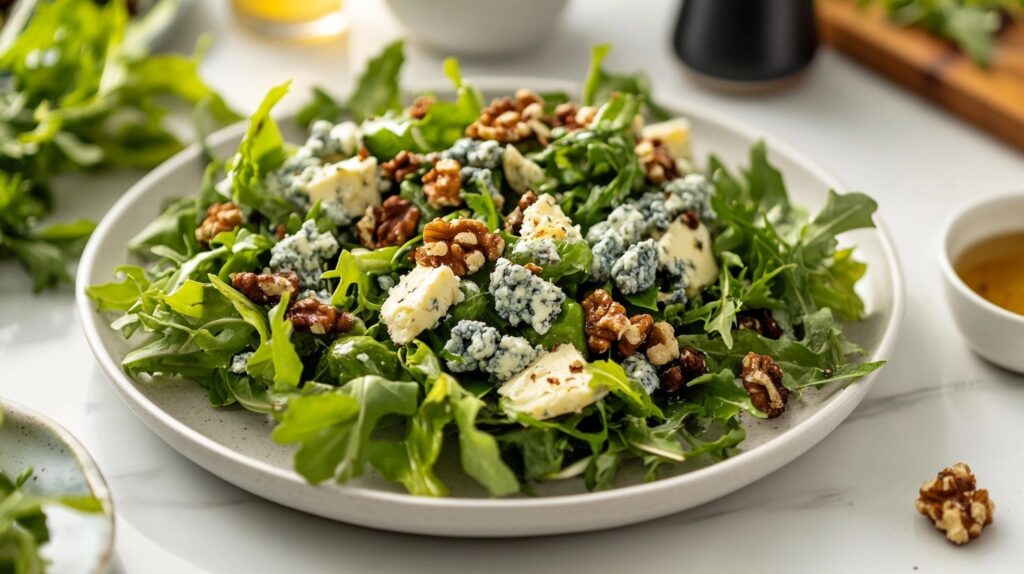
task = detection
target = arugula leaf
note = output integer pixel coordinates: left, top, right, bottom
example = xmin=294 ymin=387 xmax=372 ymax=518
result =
xmin=298 ymin=40 xmax=404 ymax=126
xmin=582 ymin=44 xmax=670 ymax=120
xmin=587 ymin=360 xmax=663 ymax=419
xmin=246 ymin=292 xmax=304 ymax=391
xmin=522 ymin=300 xmax=587 ymax=355
xmin=230 ymin=82 xmax=293 ymax=220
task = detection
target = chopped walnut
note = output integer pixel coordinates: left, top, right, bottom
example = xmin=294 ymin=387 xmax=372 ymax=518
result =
xmin=679 ymin=209 xmax=701 ymax=230
xmin=407 ymin=95 xmax=435 ymax=120
xmin=195 ymin=202 xmax=243 ymax=245
xmin=231 ymin=271 xmax=299 ymax=306
xmin=423 ymin=158 xmax=463 ymax=208
xmin=635 ymin=138 xmax=679 ymax=185
xmin=414 ymin=218 xmax=505 ymax=276
xmin=660 ymin=346 xmax=708 ymax=396
xmin=524 ymin=262 xmax=543 ymax=275
xmin=550 ymin=102 xmax=596 ymax=131
xmin=275 ymin=224 xmax=288 ymax=241
xmin=740 ymin=352 xmax=788 ymax=418
xmin=380 ymin=150 xmax=423 ymax=184
xmin=644 ymin=321 xmax=680 ymax=366
xmin=285 ymin=298 xmax=355 ymax=335
xmin=581 ymin=289 xmax=630 ymax=354
xmin=358 ymin=196 xmax=421 ymax=249
xmin=616 ymin=314 xmax=653 ymax=357
xmin=736 ymin=308 xmax=784 ymax=340
xmin=916 ymin=463 xmax=994 ymax=545
xmin=504 ymin=190 xmax=539 ymax=234
xmin=465 ymin=89 xmax=547 ymax=143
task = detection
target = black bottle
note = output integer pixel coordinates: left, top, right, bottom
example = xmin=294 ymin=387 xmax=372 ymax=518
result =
xmin=673 ymin=0 xmax=818 ymax=89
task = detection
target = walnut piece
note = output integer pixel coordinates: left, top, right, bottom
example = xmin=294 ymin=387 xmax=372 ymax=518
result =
xmin=550 ymin=102 xmax=596 ymax=131
xmin=465 ymin=89 xmax=548 ymax=143
xmin=414 ymin=218 xmax=505 ymax=276
xmin=736 ymin=308 xmax=783 ymax=340
xmin=916 ymin=463 xmax=994 ymax=545
xmin=231 ymin=271 xmax=299 ymax=306
xmin=645 ymin=321 xmax=680 ymax=366
xmin=380 ymin=150 xmax=423 ymax=184
xmin=635 ymin=138 xmax=679 ymax=185
xmin=285 ymin=298 xmax=355 ymax=335
xmin=407 ymin=95 xmax=435 ymax=120
xmin=740 ymin=352 xmax=788 ymax=418
xmin=504 ymin=190 xmax=539 ymax=235
xmin=582 ymin=289 xmax=630 ymax=354
xmin=422 ymin=158 xmax=463 ymax=208
xmin=196 ymin=201 xmax=242 ymax=245
xmin=616 ymin=314 xmax=653 ymax=357
xmin=358 ymin=196 xmax=421 ymax=249
xmin=660 ymin=345 xmax=708 ymax=396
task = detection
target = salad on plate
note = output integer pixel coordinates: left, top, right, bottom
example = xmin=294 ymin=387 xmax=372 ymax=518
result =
xmin=87 ymin=43 xmax=885 ymax=497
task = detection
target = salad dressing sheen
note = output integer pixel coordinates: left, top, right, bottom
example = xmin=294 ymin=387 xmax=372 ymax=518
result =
xmin=955 ymin=231 xmax=1024 ymax=316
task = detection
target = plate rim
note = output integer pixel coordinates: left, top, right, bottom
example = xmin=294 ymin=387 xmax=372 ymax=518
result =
xmin=75 ymin=76 xmax=905 ymax=522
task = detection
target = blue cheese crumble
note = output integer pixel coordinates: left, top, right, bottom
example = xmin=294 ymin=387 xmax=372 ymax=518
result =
xmin=622 ymin=353 xmax=660 ymax=395
xmin=486 ymin=336 xmax=540 ymax=382
xmin=611 ymin=239 xmax=658 ymax=294
xmin=589 ymin=230 xmax=626 ymax=283
xmin=489 ymin=258 xmax=565 ymax=335
xmin=442 ymin=138 xmax=504 ymax=169
xmin=443 ymin=320 xmax=539 ymax=381
xmin=511 ymin=238 xmax=562 ymax=267
xmin=229 ymin=351 xmax=254 ymax=375
xmin=664 ymin=173 xmax=715 ymax=223
xmin=269 ymin=220 xmax=339 ymax=288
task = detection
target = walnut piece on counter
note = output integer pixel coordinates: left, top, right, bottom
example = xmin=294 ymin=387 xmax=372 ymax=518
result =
xmin=581 ymin=289 xmax=630 ymax=354
xmin=195 ymin=201 xmax=243 ymax=245
xmin=740 ymin=352 xmax=788 ymax=418
xmin=380 ymin=150 xmax=423 ymax=184
xmin=736 ymin=308 xmax=784 ymax=340
xmin=414 ymin=218 xmax=505 ymax=276
xmin=231 ymin=271 xmax=299 ymax=306
xmin=284 ymin=298 xmax=355 ymax=335
xmin=465 ymin=89 xmax=547 ymax=143
xmin=357 ymin=196 xmax=421 ymax=249
xmin=635 ymin=138 xmax=679 ymax=185
xmin=422 ymin=158 xmax=463 ymax=208
xmin=660 ymin=345 xmax=708 ymax=396
xmin=916 ymin=463 xmax=994 ymax=545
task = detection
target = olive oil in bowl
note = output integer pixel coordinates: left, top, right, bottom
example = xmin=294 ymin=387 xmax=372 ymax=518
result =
xmin=955 ymin=232 xmax=1024 ymax=316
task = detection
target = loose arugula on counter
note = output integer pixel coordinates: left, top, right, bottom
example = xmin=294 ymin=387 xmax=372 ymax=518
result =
xmin=88 ymin=42 xmax=885 ymax=497
xmin=0 ymin=0 xmax=238 ymax=292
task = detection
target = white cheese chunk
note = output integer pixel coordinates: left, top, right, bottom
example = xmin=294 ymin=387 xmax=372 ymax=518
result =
xmin=381 ymin=265 xmax=464 ymax=345
xmin=641 ymin=118 xmax=692 ymax=160
xmin=498 ymin=344 xmax=606 ymax=420
xmin=519 ymin=193 xmax=581 ymax=241
xmin=304 ymin=155 xmax=381 ymax=217
xmin=658 ymin=217 xmax=718 ymax=296
xmin=502 ymin=144 xmax=546 ymax=194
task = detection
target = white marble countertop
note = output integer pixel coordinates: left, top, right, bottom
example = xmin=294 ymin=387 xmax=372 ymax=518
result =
xmin=2 ymin=0 xmax=1023 ymax=572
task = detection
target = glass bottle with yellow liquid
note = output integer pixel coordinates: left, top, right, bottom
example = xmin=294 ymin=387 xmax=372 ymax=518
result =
xmin=232 ymin=0 xmax=347 ymax=42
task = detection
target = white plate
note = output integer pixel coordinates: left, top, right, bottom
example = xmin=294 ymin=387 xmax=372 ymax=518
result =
xmin=0 ymin=399 xmax=115 ymax=573
xmin=76 ymin=79 xmax=904 ymax=537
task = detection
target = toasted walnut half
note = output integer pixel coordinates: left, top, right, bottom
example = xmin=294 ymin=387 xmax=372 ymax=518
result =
xmin=414 ymin=218 xmax=505 ymax=276
xmin=196 ymin=201 xmax=243 ymax=245
xmin=380 ymin=150 xmax=423 ymax=184
xmin=357 ymin=196 xmax=421 ymax=249
xmin=660 ymin=345 xmax=708 ymax=397
xmin=916 ymin=463 xmax=994 ymax=545
xmin=635 ymin=138 xmax=679 ymax=185
xmin=550 ymin=102 xmax=596 ymax=131
xmin=504 ymin=190 xmax=539 ymax=235
xmin=466 ymin=89 xmax=548 ymax=143
xmin=581 ymin=289 xmax=630 ymax=354
xmin=407 ymin=95 xmax=435 ymax=120
xmin=285 ymin=298 xmax=355 ymax=335
xmin=231 ymin=271 xmax=299 ymax=306
xmin=740 ymin=352 xmax=788 ymax=418
xmin=423 ymin=158 xmax=463 ymax=208
xmin=616 ymin=314 xmax=654 ymax=357
xmin=736 ymin=308 xmax=784 ymax=340
xmin=644 ymin=321 xmax=680 ymax=366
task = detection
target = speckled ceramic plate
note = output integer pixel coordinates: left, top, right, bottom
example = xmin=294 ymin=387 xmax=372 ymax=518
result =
xmin=76 ymin=79 xmax=904 ymax=537
xmin=0 ymin=398 xmax=114 ymax=573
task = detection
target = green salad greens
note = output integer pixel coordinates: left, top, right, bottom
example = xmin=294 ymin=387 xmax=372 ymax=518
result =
xmin=88 ymin=42 xmax=885 ymax=496
xmin=0 ymin=0 xmax=238 ymax=292
xmin=0 ymin=409 xmax=104 ymax=574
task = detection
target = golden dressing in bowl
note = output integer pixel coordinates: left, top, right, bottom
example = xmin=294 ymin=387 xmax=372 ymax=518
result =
xmin=955 ymin=232 xmax=1024 ymax=316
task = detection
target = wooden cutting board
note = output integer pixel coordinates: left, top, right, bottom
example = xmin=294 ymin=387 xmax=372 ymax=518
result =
xmin=818 ymin=0 xmax=1024 ymax=152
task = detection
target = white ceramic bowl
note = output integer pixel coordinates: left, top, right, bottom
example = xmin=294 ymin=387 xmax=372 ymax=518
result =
xmin=940 ymin=193 xmax=1024 ymax=373
xmin=77 ymin=78 xmax=903 ymax=537
xmin=383 ymin=0 xmax=569 ymax=56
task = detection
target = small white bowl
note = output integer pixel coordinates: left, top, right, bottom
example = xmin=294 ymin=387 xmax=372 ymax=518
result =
xmin=940 ymin=193 xmax=1024 ymax=373
xmin=383 ymin=0 xmax=569 ymax=56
